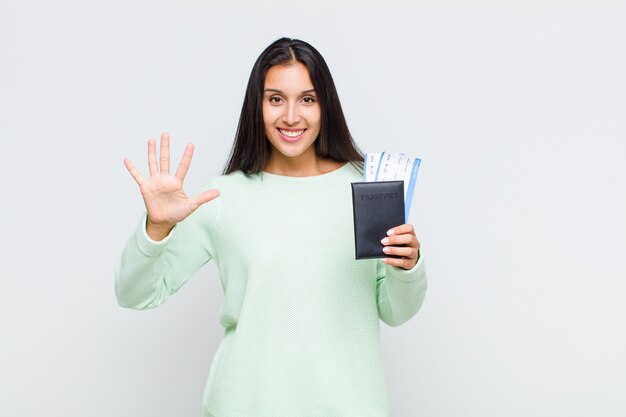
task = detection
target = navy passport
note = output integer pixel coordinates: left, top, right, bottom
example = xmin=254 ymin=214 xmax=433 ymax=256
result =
xmin=351 ymin=181 xmax=406 ymax=260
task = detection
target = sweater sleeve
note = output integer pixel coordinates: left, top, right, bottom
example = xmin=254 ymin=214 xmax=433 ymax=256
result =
xmin=114 ymin=185 xmax=220 ymax=310
xmin=376 ymin=250 xmax=427 ymax=327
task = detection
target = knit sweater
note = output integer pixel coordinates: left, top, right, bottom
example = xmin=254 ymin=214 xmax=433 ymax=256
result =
xmin=115 ymin=162 xmax=427 ymax=417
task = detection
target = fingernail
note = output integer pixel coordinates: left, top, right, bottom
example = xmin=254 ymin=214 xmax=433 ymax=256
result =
xmin=387 ymin=229 xmax=395 ymax=236
xmin=381 ymin=237 xmax=389 ymax=244
xmin=382 ymin=247 xmax=390 ymax=253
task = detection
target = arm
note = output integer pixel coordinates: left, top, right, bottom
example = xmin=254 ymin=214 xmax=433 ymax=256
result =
xmin=376 ymin=223 xmax=427 ymax=326
xmin=376 ymin=251 xmax=427 ymax=327
xmin=116 ymin=133 xmax=220 ymax=310
xmin=114 ymin=196 xmax=219 ymax=310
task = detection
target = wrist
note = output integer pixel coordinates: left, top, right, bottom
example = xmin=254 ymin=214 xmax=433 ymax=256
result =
xmin=145 ymin=216 xmax=175 ymax=241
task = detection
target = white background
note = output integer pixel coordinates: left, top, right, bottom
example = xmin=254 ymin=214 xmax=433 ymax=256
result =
xmin=1 ymin=1 xmax=625 ymax=416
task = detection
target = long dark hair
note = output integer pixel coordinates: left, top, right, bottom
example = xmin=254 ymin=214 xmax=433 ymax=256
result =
xmin=222 ymin=37 xmax=364 ymax=175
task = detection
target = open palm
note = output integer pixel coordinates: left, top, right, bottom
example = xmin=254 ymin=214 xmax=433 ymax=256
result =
xmin=123 ymin=132 xmax=219 ymax=228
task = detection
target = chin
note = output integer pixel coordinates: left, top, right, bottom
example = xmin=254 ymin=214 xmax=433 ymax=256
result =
xmin=270 ymin=140 xmax=316 ymax=160
xmin=277 ymin=149 xmax=308 ymax=159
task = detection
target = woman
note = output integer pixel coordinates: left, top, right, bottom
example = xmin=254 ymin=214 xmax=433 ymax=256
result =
xmin=116 ymin=37 xmax=427 ymax=417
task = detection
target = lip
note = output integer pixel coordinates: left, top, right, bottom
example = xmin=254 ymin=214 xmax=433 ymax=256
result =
xmin=277 ymin=128 xmax=306 ymax=143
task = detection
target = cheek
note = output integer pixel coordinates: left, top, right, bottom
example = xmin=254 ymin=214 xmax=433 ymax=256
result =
xmin=312 ymin=106 xmax=322 ymax=125
xmin=309 ymin=114 xmax=322 ymax=132
xmin=262 ymin=104 xmax=277 ymax=124
xmin=304 ymin=107 xmax=321 ymax=125
xmin=262 ymin=110 xmax=274 ymax=138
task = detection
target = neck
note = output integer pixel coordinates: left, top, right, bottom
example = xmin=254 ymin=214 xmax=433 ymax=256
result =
xmin=264 ymin=151 xmax=345 ymax=177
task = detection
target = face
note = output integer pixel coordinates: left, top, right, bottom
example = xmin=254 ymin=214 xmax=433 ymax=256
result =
xmin=262 ymin=62 xmax=321 ymax=166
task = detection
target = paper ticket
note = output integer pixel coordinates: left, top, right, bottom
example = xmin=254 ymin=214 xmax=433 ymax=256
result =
xmin=364 ymin=152 xmax=422 ymax=220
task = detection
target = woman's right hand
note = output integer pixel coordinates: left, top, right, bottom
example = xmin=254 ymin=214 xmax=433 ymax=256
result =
xmin=123 ymin=132 xmax=220 ymax=241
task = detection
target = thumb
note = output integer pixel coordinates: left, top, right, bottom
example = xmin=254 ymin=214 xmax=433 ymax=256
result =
xmin=190 ymin=188 xmax=220 ymax=209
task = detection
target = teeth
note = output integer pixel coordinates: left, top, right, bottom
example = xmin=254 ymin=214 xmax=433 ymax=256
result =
xmin=279 ymin=128 xmax=304 ymax=137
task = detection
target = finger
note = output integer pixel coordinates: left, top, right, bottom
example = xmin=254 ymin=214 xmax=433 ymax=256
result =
xmin=123 ymin=158 xmax=145 ymax=186
xmin=160 ymin=132 xmax=170 ymax=174
xmin=190 ymin=189 xmax=220 ymax=209
xmin=386 ymin=224 xmax=415 ymax=237
xmin=148 ymin=139 xmax=158 ymax=176
xmin=175 ymin=143 xmax=195 ymax=181
xmin=382 ymin=256 xmax=415 ymax=270
xmin=382 ymin=245 xmax=418 ymax=259
xmin=381 ymin=233 xmax=419 ymax=248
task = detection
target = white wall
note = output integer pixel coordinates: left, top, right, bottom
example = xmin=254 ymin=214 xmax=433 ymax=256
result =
xmin=1 ymin=1 xmax=624 ymax=416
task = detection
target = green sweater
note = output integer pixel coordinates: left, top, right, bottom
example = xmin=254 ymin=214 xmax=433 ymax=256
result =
xmin=115 ymin=162 xmax=427 ymax=417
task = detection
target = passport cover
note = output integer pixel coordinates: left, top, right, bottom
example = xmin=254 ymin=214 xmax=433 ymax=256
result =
xmin=351 ymin=181 xmax=406 ymax=260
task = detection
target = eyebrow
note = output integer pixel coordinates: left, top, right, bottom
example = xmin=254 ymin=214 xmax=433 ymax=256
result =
xmin=264 ymin=88 xmax=316 ymax=95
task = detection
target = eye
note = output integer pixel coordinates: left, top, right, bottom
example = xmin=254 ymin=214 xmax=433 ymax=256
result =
xmin=302 ymin=96 xmax=316 ymax=104
xmin=269 ymin=96 xmax=283 ymax=104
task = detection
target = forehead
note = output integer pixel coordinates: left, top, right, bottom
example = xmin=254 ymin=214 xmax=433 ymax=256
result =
xmin=264 ymin=62 xmax=314 ymax=91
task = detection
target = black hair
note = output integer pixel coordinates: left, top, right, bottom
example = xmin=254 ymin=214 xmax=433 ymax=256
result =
xmin=222 ymin=37 xmax=364 ymax=175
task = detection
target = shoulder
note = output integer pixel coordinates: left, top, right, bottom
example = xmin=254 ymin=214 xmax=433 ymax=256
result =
xmin=199 ymin=170 xmax=254 ymax=191
xmin=192 ymin=171 xmax=255 ymax=220
xmin=322 ymin=158 xmax=363 ymax=177
xmin=344 ymin=161 xmax=364 ymax=181
xmin=197 ymin=171 xmax=262 ymax=207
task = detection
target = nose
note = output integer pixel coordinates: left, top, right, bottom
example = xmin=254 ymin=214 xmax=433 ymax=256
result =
xmin=282 ymin=102 xmax=301 ymax=126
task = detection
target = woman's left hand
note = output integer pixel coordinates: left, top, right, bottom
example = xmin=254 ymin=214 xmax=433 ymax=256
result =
xmin=381 ymin=224 xmax=421 ymax=270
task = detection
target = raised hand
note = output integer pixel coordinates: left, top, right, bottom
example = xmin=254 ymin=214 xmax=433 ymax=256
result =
xmin=123 ymin=132 xmax=220 ymax=241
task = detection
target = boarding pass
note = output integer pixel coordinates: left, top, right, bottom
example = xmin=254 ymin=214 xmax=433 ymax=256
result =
xmin=364 ymin=152 xmax=421 ymax=220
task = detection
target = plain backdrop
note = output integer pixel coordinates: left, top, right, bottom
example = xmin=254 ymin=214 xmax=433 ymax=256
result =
xmin=1 ymin=1 xmax=625 ymax=416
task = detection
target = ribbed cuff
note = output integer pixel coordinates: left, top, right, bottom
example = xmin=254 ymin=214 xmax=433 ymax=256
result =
xmin=385 ymin=248 xmax=426 ymax=283
xmin=134 ymin=212 xmax=176 ymax=257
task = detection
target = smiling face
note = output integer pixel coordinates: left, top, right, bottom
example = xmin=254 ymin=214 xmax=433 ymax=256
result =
xmin=262 ymin=62 xmax=321 ymax=169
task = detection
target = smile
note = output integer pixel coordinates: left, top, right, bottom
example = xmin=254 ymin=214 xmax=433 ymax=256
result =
xmin=277 ymin=128 xmax=306 ymax=142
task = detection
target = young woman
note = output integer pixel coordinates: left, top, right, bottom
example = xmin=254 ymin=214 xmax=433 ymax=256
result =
xmin=116 ymin=37 xmax=427 ymax=417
